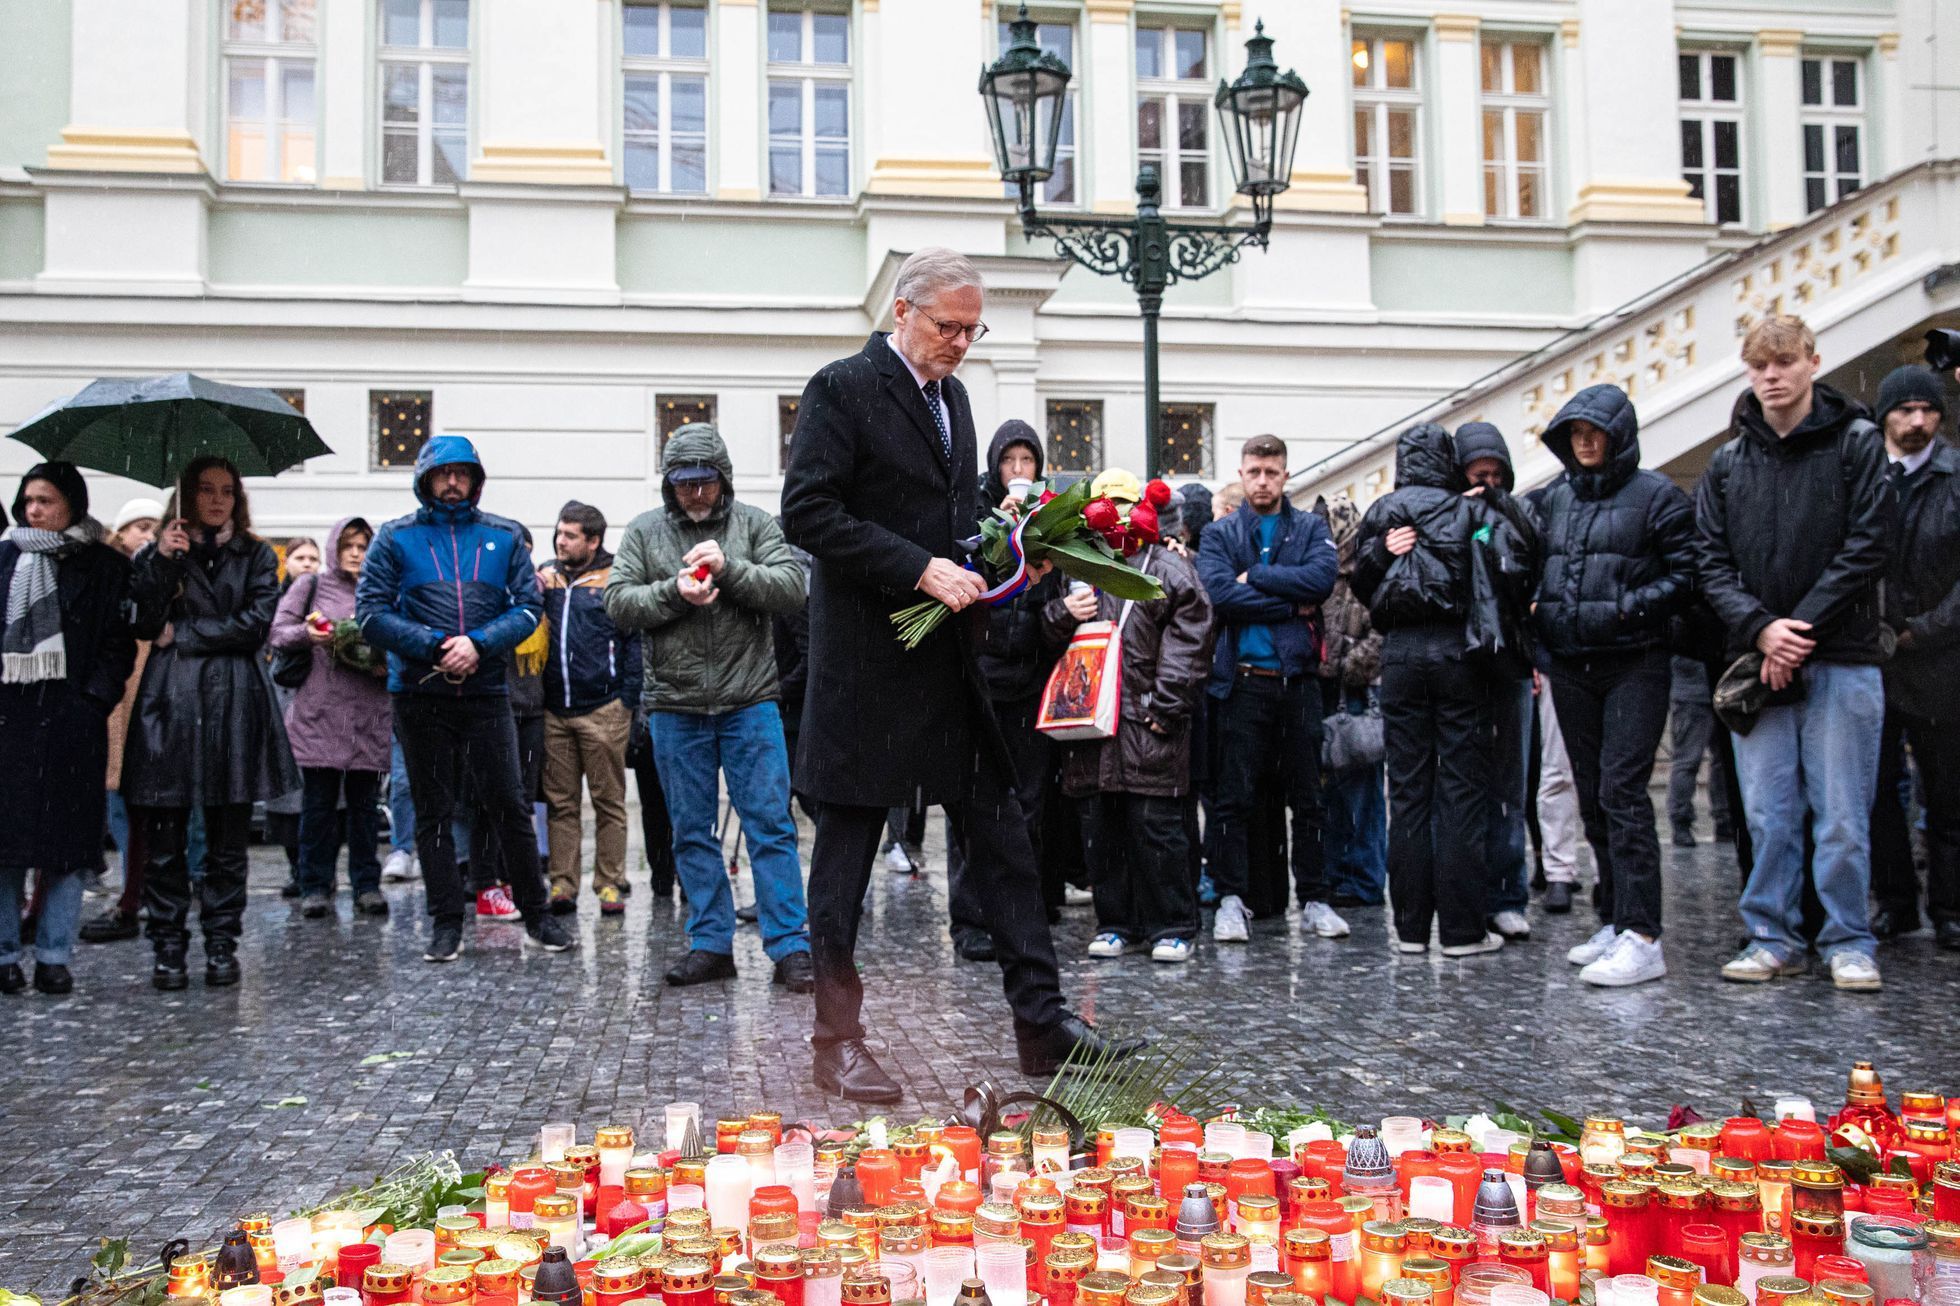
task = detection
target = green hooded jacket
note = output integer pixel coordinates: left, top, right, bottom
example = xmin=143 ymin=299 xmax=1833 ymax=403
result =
xmin=604 ymin=423 xmax=805 ymax=714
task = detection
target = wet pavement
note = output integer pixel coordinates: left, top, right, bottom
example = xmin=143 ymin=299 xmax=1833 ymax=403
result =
xmin=2 ymin=801 xmax=1954 ymax=1294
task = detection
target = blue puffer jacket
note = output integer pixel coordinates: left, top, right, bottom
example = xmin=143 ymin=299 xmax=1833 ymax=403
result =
xmin=355 ymin=435 xmax=542 ymax=696
xmin=1195 ymin=498 xmax=1338 ymax=698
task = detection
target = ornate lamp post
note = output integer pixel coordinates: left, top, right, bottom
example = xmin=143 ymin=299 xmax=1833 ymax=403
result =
xmin=981 ymin=8 xmax=1308 ymax=476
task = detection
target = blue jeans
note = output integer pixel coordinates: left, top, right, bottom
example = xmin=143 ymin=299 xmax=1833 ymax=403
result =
xmin=107 ymin=790 xmax=131 ymax=871
xmin=1 ymin=867 xmax=83 ymax=966
xmin=1733 ymin=662 xmax=1883 ymax=962
xmin=390 ymin=733 xmax=470 ymax=863
xmin=1485 ymin=675 xmax=1533 ymax=915
xmin=1320 ymin=689 xmax=1387 ymax=904
xmin=651 ymin=702 xmax=809 ymax=960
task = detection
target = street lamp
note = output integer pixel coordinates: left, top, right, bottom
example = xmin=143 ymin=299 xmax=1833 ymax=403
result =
xmin=981 ymin=7 xmax=1308 ymax=477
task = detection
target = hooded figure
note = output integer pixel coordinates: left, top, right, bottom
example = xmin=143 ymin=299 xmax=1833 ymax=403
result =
xmin=974 ymin=420 xmax=1067 ymax=702
xmin=269 ymin=516 xmax=391 ymax=774
xmin=1351 ymin=422 xmax=1475 ymax=630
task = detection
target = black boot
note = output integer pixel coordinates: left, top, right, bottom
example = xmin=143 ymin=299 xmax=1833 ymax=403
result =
xmin=33 ymin=963 xmax=73 ymax=995
xmin=0 ymin=963 xmax=24 ymax=995
xmin=1015 ymin=1013 xmax=1147 ymax=1077
xmin=80 ymin=906 xmax=141 ymax=943
xmin=664 ymin=949 xmax=737 ymax=987
xmin=205 ymin=942 xmax=241 ymax=988
xmin=153 ymin=940 xmax=189 ymax=991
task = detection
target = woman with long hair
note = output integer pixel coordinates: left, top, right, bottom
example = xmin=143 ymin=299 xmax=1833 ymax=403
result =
xmin=124 ymin=456 xmax=300 ymax=990
xmin=265 ymin=536 xmax=320 ymax=897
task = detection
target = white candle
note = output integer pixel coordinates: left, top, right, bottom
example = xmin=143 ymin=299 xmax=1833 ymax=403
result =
xmin=705 ymin=1153 xmax=752 ymax=1233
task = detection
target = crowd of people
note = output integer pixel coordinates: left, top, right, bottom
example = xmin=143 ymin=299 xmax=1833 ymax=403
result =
xmin=0 ymin=274 xmax=1953 ymax=1040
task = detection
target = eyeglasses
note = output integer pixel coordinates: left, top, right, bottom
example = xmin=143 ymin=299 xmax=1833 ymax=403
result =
xmin=915 ymin=308 xmax=989 ymax=344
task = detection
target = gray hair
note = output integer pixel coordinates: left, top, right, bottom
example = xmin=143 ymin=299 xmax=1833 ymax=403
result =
xmin=894 ymin=247 xmax=983 ymax=306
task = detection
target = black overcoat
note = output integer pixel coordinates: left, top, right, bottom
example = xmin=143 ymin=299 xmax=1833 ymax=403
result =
xmin=781 ymin=332 xmax=1007 ymax=807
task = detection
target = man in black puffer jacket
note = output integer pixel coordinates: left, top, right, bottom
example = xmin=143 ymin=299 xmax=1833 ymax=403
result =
xmin=1354 ymin=422 xmax=1525 ymax=957
xmin=1532 ymin=384 xmax=1697 ymax=987
xmin=1696 ymin=315 xmax=1893 ymax=992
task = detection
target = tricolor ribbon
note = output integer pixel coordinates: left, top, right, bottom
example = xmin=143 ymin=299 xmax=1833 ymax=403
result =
xmin=966 ymin=509 xmax=1034 ymax=606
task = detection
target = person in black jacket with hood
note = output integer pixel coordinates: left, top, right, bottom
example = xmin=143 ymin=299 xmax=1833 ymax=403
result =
xmin=1532 ymin=384 xmax=1697 ymax=987
xmin=1354 ymin=422 xmax=1521 ymax=957
xmin=1697 ymin=316 xmax=1892 ymax=991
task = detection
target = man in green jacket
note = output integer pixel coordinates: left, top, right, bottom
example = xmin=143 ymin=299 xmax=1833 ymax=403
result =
xmin=605 ymin=424 xmax=814 ymax=991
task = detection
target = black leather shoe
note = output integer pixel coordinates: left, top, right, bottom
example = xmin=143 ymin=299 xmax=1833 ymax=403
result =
xmin=1542 ymin=882 xmax=1574 ymax=914
xmin=813 ymin=1039 xmax=903 ymax=1104
xmin=665 ymin=949 xmax=737 ymax=987
xmin=1016 ymin=1013 xmax=1146 ymax=1077
xmin=772 ymin=951 xmax=815 ymax=993
xmin=205 ymin=948 xmax=241 ymax=988
xmin=1870 ymin=906 xmax=1922 ymax=939
xmin=153 ymin=942 xmax=188 ymax=992
xmin=1672 ymin=826 xmax=1697 ymax=848
xmin=1936 ymin=919 xmax=1960 ymax=952
xmin=33 ymin=963 xmax=73 ymax=995
xmin=953 ymin=930 xmax=996 ymax=962
xmin=80 ymin=907 xmax=140 ymax=943
xmin=279 ymin=878 xmax=303 ymax=899
xmin=0 ymin=963 xmax=24 ymax=995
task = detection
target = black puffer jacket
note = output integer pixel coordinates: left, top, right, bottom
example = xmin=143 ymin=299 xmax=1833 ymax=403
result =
xmin=974 ymin=421 xmax=1066 ymax=702
xmin=1353 ymin=423 xmax=1474 ymax=632
xmin=1532 ymin=384 xmax=1698 ymax=659
xmin=1694 ymin=383 xmax=1893 ymax=663
xmin=1453 ymin=421 xmax=1542 ymax=676
xmin=1884 ymin=440 xmax=1960 ymax=721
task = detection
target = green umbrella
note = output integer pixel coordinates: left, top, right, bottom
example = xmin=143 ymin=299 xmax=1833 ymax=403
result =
xmin=9 ymin=372 xmax=330 ymax=488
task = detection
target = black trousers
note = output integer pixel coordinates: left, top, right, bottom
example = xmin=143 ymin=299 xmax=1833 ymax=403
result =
xmin=633 ymin=746 xmax=677 ymax=895
xmin=1080 ymin=792 xmax=1199 ymax=944
xmin=1381 ymin=639 xmax=1491 ymax=948
xmin=948 ymin=693 xmax=1048 ymax=937
xmin=809 ymin=724 xmax=1066 ymax=1049
xmin=473 ymin=711 xmax=544 ymax=894
xmin=298 ymin=767 xmax=382 ymax=896
xmin=1210 ymin=672 xmax=1326 ymax=906
xmin=140 ymin=802 xmax=252 ymax=951
xmin=1548 ymin=649 xmax=1670 ymax=940
xmin=1872 ymin=707 xmax=1960 ymax=924
xmin=394 ymin=694 xmax=549 ymax=927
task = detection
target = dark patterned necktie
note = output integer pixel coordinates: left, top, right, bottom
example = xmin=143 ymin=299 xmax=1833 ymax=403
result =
xmin=922 ymin=379 xmax=950 ymax=460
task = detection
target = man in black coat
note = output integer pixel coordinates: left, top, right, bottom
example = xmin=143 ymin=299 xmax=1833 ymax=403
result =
xmin=782 ymin=247 xmax=1138 ymax=1102
xmin=1867 ymin=365 xmax=1960 ymax=949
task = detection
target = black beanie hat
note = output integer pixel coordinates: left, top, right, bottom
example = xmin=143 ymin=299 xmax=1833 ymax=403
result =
xmin=1876 ymin=365 xmax=1947 ymax=421
xmin=13 ymin=460 xmax=89 ymax=525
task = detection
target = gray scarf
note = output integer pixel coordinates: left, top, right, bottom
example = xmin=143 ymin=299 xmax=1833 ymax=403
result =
xmin=3 ymin=524 xmax=88 ymax=683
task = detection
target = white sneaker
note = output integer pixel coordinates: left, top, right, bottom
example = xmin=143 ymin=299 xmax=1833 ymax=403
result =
xmin=1151 ymin=938 xmax=1194 ymax=963
xmin=884 ymin=845 xmax=915 ymax=874
xmin=1830 ymin=952 xmax=1882 ymax=991
xmin=1567 ymin=924 xmax=1617 ymax=966
xmin=1722 ymin=944 xmax=1805 ymax=983
xmin=1303 ymin=901 xmax=1350 ymax=939
xmin=1395 ymin=939 xmax=1428 ymax=954
xmin=1087 ymin=931 xmax=1131 ymax=958
xmin=381 ymin=849 xmax=417 ymax=882
xmin=1439 ymin=932 xmax=1505 ymax=957
xmin=1063 ymin=885 xmax=1094 ymax=907
xmin=1212 ymin=894 xmax=1250 ymax=942
xmin=1580 ymin=932 xmax=1667 ymax=987
xmin=1491 ymin=909 xmax=1531 ymax=940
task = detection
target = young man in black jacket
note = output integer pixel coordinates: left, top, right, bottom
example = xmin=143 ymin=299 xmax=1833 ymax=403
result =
xmin=1867 ymin=365 xmax=1960 ymax=950
xmin=1695 ymin=316 xmax=1893 ymax=991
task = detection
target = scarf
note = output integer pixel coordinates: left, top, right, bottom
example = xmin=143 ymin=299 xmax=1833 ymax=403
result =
xmin=3 ymin=524 xmax=89 ymax=683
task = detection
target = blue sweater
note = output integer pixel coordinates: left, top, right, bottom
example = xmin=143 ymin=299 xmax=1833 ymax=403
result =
xmin=1195 ymin=501 xmax=1338 ymax=697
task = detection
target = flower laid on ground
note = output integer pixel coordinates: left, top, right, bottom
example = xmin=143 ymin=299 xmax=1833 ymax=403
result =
xmin=890 ymin=473 xmax=1167 ymax=649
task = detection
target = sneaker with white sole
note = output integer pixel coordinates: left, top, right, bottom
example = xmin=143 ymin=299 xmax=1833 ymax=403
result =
xmin=475 ymin=885 xmax=521 ymax=921
xmin=382 ymin=848 xmax=418 ymax=882
xmin=1151 ymin=938 xmax=1193 ymax=963
xmin=1567 ymin=924 xmax=1618 ymax=966
xmin=1491 ymin=909 xmax=1531 ymax=940
xmin=1829 ymin=952 xmax=1882 ymax=991
xmin=1212 ymin=894 xmax=1250 ymax=943
xmin=1580 ymin=931 xmax=1667 ymax=987
xmin=1439 ymin=932 xmax=1504 ymax=957
xmin=1086 ymin=932 xmax=1132 ymax=958
xmin=1303 ymin=901 xmax=1350 ymax=939
xmin=1722 ymin=944 xmax=1805 ymax=983
xmin=884 ymin=844 xmax=915 ymax=874
xmin=1063 ymin=885 xmax=1094 ymax=907
xmin=1395 ymin=939 xmax=1428 ymax=954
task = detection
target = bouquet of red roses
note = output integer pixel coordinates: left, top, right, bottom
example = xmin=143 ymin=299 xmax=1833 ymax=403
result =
xmin=891 ymin=474 xmax=1173 ymax=648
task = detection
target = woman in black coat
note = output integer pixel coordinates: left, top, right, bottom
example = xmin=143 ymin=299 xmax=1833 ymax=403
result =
xmin=0 ymin=463 xmax=136 ymax=996
xmin=125 ymin=456 xmax=300 ymax=992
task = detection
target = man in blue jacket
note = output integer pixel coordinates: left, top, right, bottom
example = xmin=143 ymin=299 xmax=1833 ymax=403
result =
xmin=356 ymin=436 xmax=577 ymax=963
xmin=1197 ymin=434 xmax=1343 ymax=945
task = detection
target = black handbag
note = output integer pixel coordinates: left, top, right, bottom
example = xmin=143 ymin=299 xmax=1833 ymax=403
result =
xmin=269 ymin=574 xmax=319 ymax=689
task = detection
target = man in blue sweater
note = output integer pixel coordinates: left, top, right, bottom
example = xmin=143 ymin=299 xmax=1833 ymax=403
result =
xmin=1196 ymin=435 xmax=1344 ymax=944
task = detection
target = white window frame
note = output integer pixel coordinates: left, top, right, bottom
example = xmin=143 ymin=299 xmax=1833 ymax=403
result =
xmin=1479 ymin=38 xmax=1551 ymax=222
xmin=765 ymin=6 xmax=853 ymax=200
xmin=222 ymin=0 xmax=319 ymax=184
xmin=1800 ymin=53 xmax=1865 ymax=213
xmin=622 ymin=1 xmax=710 ymax=195
xmin=997 ymin=12 xmax=1081 ymax=208
xmin=377 ymin=0 xmax=471 ymax=189
xmin=1678 ymin=49 xmax=1746 ymax=227
xmin=1135 ymin=22 xmax=1213 ymax=211
xmin=1350 ymin=31 xmax=1423 ymax=217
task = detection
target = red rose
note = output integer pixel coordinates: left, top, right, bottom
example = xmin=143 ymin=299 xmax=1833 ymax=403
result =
xmin=1144 ymin=479 xmax=1174 ymax=508
xmin=1128 ymin=502 xmax=1160 ymax=543
xmin=1120 ymin=532 xmax=1143 ymax=557
xmin=1099 ymin=526 xmax=1127 ymax=551
xmin=1083 ymin=497 xmax=1120 ymax=532
xmin=1038 ymin=489 xmax=1057 ymax=504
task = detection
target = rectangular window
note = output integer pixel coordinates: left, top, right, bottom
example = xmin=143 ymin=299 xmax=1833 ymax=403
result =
xmin=1479 ymin=39 xmax=1550 ymax=221
xmin=1045 ymin=400 xmax=1103 ymax=474
xmin=224 ymin=0 xmax=318 ymax=183
xmin=379 ymin=0 xmax=470 ymax=187
xmin=1351 ymin=33 xmax=1421 ymax=216
xmin=1679 ymin=51 xmax=1744 ymax=226
xmin=1800 ymin=54 xmax=1864 ymax=212
xmin=1136 ymin=24 xmax=1211 ymax=209
xmin=779 ymin=395 xmax=801 ymax=472
xmin=998 ymin=16 xmax=1079 ymax=206
xmin=370 ymin=391 xmax=433 ymax=469
xmin=657 ymin=394 xmax=717 ymax=461
xmin=1154 ymin=402 xmax=1213 ymax=479
xmin=767 ymin=6 xmax=852 ymax=199
xmin=623 ymin=1 xmax=709 ymax=194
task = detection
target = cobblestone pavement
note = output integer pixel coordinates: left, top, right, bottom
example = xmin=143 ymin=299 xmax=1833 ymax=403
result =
xmin=3 ymin=801 xmax=1954 ymax=1293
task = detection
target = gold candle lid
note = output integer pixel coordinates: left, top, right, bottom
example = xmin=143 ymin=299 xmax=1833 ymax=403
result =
xmin=1247 ymin=1271 xmax=1295 ymax=1300
xmin=663 ymin=1259 xmax=715 ymax=1293
xmin=800 ymin=1251 xmax=843 ymax=1280
xmin=1713 ymin=1158 xmax=1756 ymax=1183
xmin=839 ymin=1272 xmax=891 ymax=1305
xmin=625 ymin=1168 xmax=669 ymax=1197
xmin=1714 ymin=1183 xmax=1760 ymax=1211
xmin=1817 ymin=1283 xmax=1875 ymax=1306
xmin=1129 ymin=1227 xmax=1176 ymax=1259
xmin=1430 ymin=1130 xmax=1475 ymax=1153
xmin=473 ymin=1259 xmax=521 ymax=1293
xmin=1237 ymin=1195 xmax=1280 ymax=1222
xmin=364 ymin=1266 xmax=413 ymax=1293
xmin=1124 ymin=1286 xmax=1178 ymax=1306
xmin=1791 ymin=1160 xmax=1844 ymax=1188
xmin=596 ymin=1126 xmax=634 ymax=1151
xmin=751 ymin=1213 xmax=798 ymax=1245
xmin=1156 ymin=1254 xmax=1200 ymax=1286
xmin=1694 ymin=1289 xmax=1747 ymax=1306
xmin=1497 ymin=1229 xmax=1546 ymax=1260
xmin=728 ymin=1292 xmax=781 ymax=1306
xmin=439 ymin=1249 xmax=486 ymax=1268
xmin=1080 ymin=1272 xmax=1133 ymax=1306
xmin=1283 ymin=1228 xmax=1329 ymax=1261
xmin=1400 ymin=1258 xmax=1450 ymax=1287
xmin=533 ymin=1194 xmax=576 ymax=1220
xmin=1739 ymin=1234 xmax=1792 ymax=1264
xmin=1644 ymin=1255 xmax=1700 ymax=1289
xmin=1381 ymin=1280 xmax=1434 ymax=1306
xmin=880 ymin=1226 xmax=925 ymax=1255
xmin=1053 ymin=1232 xmax=1097 ymax=1258
xmin=594 ymin=1263 xmax=646 ymax=1290
xmin=1199 ymin=1233 xmax=1251 ymax=1269
xmin=1362 ymin=1222 xmax=1408 ymax=1253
